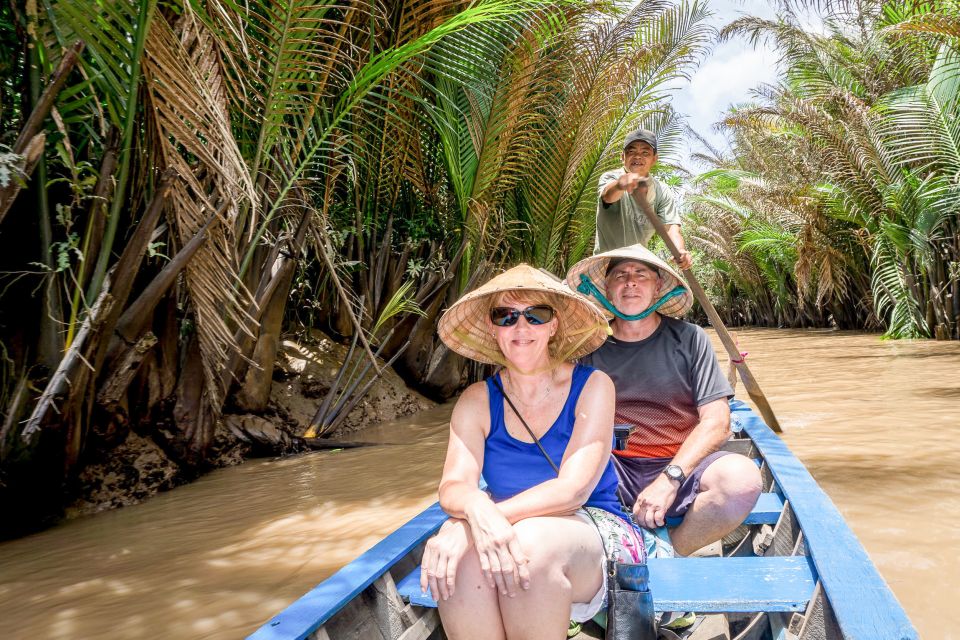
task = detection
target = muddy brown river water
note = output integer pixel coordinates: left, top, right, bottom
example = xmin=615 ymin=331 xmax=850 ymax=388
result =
xmin=1 ymin=329 xmax=957 ymax=639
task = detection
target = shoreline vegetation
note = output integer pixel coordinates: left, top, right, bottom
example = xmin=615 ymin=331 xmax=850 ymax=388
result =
xmin=66 ymin=329 xmax=433 ymax=519
xmin=1 ymin=0 xmax=959 ymax=538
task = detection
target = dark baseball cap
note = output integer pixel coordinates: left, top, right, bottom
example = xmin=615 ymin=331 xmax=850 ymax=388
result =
xmin=622 ymin=128 xmax=657 ymax=153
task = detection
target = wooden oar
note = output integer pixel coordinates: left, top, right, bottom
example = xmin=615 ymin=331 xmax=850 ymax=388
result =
xmin=634 ymin=192 xmax=783 ymax=433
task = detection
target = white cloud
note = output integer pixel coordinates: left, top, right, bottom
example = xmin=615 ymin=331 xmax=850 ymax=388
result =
xmin=682 ymin=46 xmax=780 ymax=126
xmin=661 ymin=0 xmax=828 ymax=167
xmin=654 ymin=0 xmax=774 ymax=165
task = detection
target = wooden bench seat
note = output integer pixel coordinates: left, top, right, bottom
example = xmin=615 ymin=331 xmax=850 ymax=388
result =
xmin=396 ymin=492 xmax=802 ymax=613
xmin=396 ymin=555 xmax=817 ymax=613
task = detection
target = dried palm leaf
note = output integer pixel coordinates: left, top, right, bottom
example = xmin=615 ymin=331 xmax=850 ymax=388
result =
xmin=142 ymin=14 xmax=258 ymax=410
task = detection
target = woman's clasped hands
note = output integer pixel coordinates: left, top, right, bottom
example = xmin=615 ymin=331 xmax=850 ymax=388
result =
xmin=421 ymin=494 xmax=531 ymax=602
xmin=464 ymin=493 xmax=531 ymax=598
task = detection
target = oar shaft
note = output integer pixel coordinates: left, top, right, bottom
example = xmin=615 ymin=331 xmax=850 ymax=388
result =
xmin=634 ymin=192 xmax=783 ymax=433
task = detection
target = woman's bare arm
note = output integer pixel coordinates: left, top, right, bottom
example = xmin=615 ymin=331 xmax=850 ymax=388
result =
xmin=437 ymin=382 xmax=492 ymax=518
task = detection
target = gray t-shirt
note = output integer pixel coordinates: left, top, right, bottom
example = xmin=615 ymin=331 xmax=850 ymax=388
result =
xmin=595 ymin=169 xmax=682 ymax=253
xmin=580 ymin=316 xmax=733 ymax=458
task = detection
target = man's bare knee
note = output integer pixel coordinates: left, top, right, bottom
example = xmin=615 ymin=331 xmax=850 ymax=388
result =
xmin=697 ymin=454 xmax=762 ymax=522
xmin=702 ymin=454 xmax=762 ymax=494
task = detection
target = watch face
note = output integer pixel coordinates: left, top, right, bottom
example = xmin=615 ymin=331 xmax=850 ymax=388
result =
xmin=666 ymin=465 xmax=683 ymax=481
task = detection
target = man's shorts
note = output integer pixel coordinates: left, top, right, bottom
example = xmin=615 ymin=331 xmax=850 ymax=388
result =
xmin=612 ymin=450 xmax=733 ymax=519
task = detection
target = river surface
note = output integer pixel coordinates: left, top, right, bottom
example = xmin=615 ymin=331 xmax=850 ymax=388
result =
xmin=1 ymin=329 xmax=957 ymax=639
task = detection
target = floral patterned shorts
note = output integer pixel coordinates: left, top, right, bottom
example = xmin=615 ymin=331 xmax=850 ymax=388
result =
xmin=577 ymin=506 xmax=646 ymax=563
xmin=570 ymin=507 xmax=673 ymax=622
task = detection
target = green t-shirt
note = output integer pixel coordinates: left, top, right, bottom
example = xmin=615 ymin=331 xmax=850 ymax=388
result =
xmin=595 ymin=169 xmax=682 ymax=253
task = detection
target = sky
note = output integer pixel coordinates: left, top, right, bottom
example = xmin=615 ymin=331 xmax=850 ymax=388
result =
xmin=668 ymin=0 xmax=783 ymax=170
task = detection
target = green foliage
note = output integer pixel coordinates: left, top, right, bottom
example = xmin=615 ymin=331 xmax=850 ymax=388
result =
xmin=51 ymin=233 xmax=81 ymax=273
xmin=0 ymin=0 xmax=726 ymax=530
xmin=689 ymin=1 xmax=960 ymax=338
xmin=371 ymin=280 xmax=425 ymax=339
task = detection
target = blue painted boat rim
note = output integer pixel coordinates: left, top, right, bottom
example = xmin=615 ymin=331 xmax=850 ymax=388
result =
xmin=732 ymin=399 xmax=918 ymax=639
xmin=249 ymin=401 xmax=919 ymax=640
xmin=246 ymin=502 xmax=448 ymax=640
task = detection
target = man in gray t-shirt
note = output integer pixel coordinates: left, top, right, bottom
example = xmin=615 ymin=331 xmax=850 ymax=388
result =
xmin=569 ymin=244 xmax=760 ymax=557
xmin=596 ymin=129 xmax=692 ymax=269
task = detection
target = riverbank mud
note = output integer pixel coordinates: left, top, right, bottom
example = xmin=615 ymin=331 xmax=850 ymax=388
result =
xmin=66 ymin=330 xmax=434 ymax=518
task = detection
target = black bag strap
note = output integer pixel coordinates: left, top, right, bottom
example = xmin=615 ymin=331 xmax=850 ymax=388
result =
xmin=491 ymin=374 xmax=560 ymax=474
xmin=490 ymin=372 xmax=610 ymax=563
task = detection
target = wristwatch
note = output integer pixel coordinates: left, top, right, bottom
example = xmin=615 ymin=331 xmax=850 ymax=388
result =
xmin=663 ymin=464 xmax=686 ymax=485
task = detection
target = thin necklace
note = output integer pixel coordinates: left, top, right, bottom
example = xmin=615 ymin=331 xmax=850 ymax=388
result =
xmin=503 ymin=369 xmax=552 ymax=408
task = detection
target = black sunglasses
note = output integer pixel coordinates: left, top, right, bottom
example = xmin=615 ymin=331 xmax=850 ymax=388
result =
xmin=489 ymin=305 xmax=555 ymax=327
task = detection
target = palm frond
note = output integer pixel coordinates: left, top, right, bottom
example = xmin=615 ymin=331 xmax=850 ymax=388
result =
xmin=143 ymin=13 xmax=259 ymax=409
xmin=371 ymin=279 xmax=425 ymax=338
xmin=520 ymin=0 xmax=712 ymax=271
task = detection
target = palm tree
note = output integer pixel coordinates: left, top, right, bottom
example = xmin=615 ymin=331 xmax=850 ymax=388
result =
xmin=0 ymin=0 xmax=715 ymax=535
xmin=688 ymin=1 xmax=959 ymax=338
xmin=0 ymin=0 xmax=573 ymax=535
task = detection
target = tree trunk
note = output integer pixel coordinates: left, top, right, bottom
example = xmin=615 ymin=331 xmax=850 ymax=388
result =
xmin=105 ymin=207 xmax=215 ymax=366
xmin=422 ymin=342 xmax=466 ymax=399
xmin=234 ymin=263 xmax=296 ymax=411
xmin=169 ymin=333 xmax=216 ymax=467
xmin=0 ymin=134 xmax=44 ymax=225
xmin=95 ymin=332 xmax=158 ymax=447
xmin=90 ymin=170 xmax=178 ymax=376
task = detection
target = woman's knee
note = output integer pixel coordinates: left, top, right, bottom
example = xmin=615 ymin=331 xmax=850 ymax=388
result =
xmin=511 ymin=518 xmax=564 ymax=573
xmin=511 ymin=516 xmax=604 ymax=582
xmin=441 ymin=549 xmax=499 ymax=606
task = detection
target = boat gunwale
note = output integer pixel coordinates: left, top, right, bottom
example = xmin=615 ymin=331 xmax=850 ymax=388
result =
xmin=248 ymin=400 xmax=919 ymax=640
xmin=731 ymin=399 xmax=918 ymax=639
xmin=247 ymin=502 xmax=448 ymax=640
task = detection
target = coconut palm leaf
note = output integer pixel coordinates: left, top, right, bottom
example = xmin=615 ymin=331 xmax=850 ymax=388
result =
xmin=226 ymin=0 xmax=560 ymax=278
xmin=371 ymin=279 xmax=425 ymax=339
xmin=40 ymin=0 xmax=157 ymax=127
xmin=878 ymin=44 xmax=960 ymax=176
xmin=419 ymin=4 xmax=577 ymax=264
xmin=141 ymin=13 xmax=259 ymax=409
xmin=40 ymin=0 xmax=160 ymax=301
xmin=521 ymin=0 xmax=712 ymax=271
xmin=871 ymin=231 xmax=926 ymax=337
xmin=687 ymin=1 xmax=960 ymax=335
xmin=883 ymin=5 xmax=960 ymax=40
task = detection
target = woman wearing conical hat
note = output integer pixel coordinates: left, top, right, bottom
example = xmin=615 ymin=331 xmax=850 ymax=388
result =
xmin=421 ymin=265 xmax=646 ymax=639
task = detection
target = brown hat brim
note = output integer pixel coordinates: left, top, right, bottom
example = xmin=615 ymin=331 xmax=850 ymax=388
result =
xmin=438 ymin=265 xmax=610 ymax=365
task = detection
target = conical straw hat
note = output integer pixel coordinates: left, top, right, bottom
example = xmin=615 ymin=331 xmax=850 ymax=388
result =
xmin=438 ymin=264 xmax=609 ymax=366
xmin=565 ymin=244 xmax=693 ymax=318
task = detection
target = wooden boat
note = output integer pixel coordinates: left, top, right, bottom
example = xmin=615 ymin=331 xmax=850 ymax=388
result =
xmin=248 ymin=400 xmax=918 ymax=640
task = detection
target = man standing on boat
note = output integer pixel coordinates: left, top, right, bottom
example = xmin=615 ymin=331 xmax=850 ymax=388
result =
xmin=567 ymin=245 xmax=761 ymax=557
xmin=596 ymin=128 xmax=693 ymax=269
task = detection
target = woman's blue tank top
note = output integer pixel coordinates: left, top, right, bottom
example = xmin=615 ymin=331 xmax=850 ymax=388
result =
xmin=482 ymin=364 xmax=628 ymax=519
